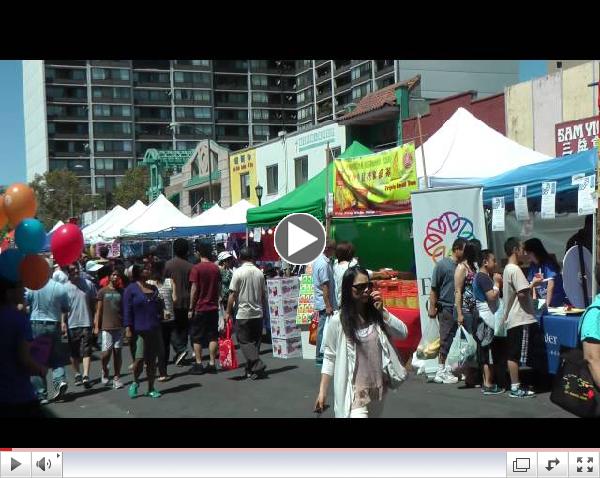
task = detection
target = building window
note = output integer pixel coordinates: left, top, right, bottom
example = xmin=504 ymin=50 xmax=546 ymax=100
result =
xmin=252 ymin=92 xmax=268 ymax=104
xmin=253 ymin=125 xmax=269 ymax=138
xmin=92 ymin=68 xmax=130 ymax=81
xmin=94 ymin=122 xmax=132 ymax=135
xmin=175 ymin=89 xmax=211 ymax=102
xmin=174 ymin=71 xmax=210 ymax=86
xmin=95 ymin=140 xmax=132 ymax=153
xmin=251 ymin=75 xmax=268 ymax=88
xmin=266 ymin=165 xmax=278 ymax=195
xmin=240 ymin=173 xmax=250 ymax=199
xmin=94 ymin=104 xmax=131 ymax=117
xmin=133 ymin=71 xmax=170 ymax=83
xmin=295 ymin=156 xmax=308 ymax=187
xmin=175 ymin=107 xmax=211 ymax=120
xmin=252 ymin=109 xmax=269 ymax=120
xmin=352 ymin=83 xmax=371 ymax=101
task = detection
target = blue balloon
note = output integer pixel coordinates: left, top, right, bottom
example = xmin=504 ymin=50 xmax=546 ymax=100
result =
xmin=0 ymin=249 xmax=25 ymax=282
xmin=15 ymin=218 xmax=46 ymax=254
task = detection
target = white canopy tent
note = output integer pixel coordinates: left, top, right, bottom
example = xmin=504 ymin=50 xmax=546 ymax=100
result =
xmin=49 ymin=221 xmax=64 ymax=234
xmin=220 ymin=199 xmax=255 ymax=226
xmin=119 ymin=194 xmax=194 ymax=237
xmin=415 ymin=107 xmax=550 ymax=187
xmin=99 ymin=201 xmax=147 ymax=241
xmin=191 ymin=203 xmax=225 ymax=226
xmin=82 ymin=205 xmax=127 ymax=243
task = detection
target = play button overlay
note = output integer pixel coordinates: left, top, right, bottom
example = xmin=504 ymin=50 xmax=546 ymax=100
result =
xmin=11 ymin=458 xmax=21 ymax=471
xmin=274 ymin=213 xmax=326 ymax=265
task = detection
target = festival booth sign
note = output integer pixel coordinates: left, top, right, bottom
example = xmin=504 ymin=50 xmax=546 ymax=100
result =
xmin=332 ymin=143 xmax=422 ymax=357
xmin=411 ymin=186 xmax=488 ymax=374
xmin=333 ymin=143 xmax=417 ymax=217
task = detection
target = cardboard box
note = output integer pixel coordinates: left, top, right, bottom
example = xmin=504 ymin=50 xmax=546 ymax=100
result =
xmin=267 ymin=277 xmax=300 ymax=299
xmin=272 ymin=337 xmax=302 ymax=359
xmin=270 ymin=316 xmax=301 ymax=339
xmin=300 ymin=327 xmax=316 ymax=360
xmin=269 ymin=297 xmax=298 ymax=319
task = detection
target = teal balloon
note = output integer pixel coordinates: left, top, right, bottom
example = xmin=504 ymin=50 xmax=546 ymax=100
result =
xmin=0 ymin=249 xmax=25 ymax=282
xmin=15 ymin=218 xmax=46 ymax=254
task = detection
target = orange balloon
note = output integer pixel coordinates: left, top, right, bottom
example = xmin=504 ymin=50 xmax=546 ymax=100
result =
xmin=0 ymin=195 xmax=7 ymax=230
xmin=4 ymin=183 xmax=37 ymax=227
xmin=20 ymin=254 xmax=50 ymax=290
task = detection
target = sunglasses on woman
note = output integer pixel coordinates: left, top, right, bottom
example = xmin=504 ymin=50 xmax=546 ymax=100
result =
xmin=352 ymin=282 xmax=372 ymax=294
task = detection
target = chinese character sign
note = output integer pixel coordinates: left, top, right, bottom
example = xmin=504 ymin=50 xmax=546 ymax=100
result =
xmin=333 ymin=143 xmax=417 ymax=217
xmin=555 ymin=116 xmax=599 ymax=156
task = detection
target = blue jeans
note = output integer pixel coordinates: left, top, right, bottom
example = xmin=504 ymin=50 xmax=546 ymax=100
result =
xmin=315 ymin=309 xmax=328 ymax=366
xmin=30 ymin=322 xmax=67 ymax=400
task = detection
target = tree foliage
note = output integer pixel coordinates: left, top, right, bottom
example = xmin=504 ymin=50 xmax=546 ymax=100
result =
xmin=29 ymin=170 xmax=93 ymax=230
xmin=113 ymin=167 xmax=149 ymax=208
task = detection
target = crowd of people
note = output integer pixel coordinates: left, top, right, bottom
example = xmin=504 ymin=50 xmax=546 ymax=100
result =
xmin=0 ymin=239 xmax=275 ymax=416
xmin=3 ymin=226 xmax=600 ymax=419
xmin=427 ymin=235 xmax=570 ymax=398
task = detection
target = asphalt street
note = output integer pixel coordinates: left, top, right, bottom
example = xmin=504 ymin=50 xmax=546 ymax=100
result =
xmin=42 ymin=340 xmax=574 ymax=418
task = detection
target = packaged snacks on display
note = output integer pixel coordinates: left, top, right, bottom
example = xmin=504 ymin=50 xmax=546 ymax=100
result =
xmin=272 ymin=337 xmax=302 ymax=359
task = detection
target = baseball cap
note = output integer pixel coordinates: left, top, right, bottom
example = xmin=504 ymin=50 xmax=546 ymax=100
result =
xmin=217 ymin=251 xmax=233 ymax=262
xmin=85 ymin=260 xmax=104 ymax=273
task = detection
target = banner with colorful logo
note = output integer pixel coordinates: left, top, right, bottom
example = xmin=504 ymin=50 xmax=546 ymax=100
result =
xmin=411 ymin=186 xmax=487 ymax=330
xmin=333 ymin=143 xmax=417 ymax=217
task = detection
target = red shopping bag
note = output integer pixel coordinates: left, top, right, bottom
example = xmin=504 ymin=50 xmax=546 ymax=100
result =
xmin=219 ymin=320 xmax=238 ymax=371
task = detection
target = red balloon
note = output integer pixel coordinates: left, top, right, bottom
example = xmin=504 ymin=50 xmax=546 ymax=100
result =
xmin=20 ymin=255 xmax=50 ymax=290
xmin=50 ymin=224 xmax=84 ymax=267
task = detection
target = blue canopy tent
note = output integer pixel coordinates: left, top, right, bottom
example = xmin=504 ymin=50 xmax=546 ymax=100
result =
xmin=480 ymin=149 xmax=597 ymax=211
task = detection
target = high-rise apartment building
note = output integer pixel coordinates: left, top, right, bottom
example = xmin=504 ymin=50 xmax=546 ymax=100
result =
xmin=23 ymin=60 xmax=519 ymax=197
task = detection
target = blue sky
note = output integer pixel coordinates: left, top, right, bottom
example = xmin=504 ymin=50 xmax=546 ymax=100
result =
xmin=0 ymin=60 xmax=25 ymax=186
xmin=0 ymin=60 xmax=548 ymax=188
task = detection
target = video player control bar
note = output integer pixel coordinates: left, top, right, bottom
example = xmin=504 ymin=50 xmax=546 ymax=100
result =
xmin=2 ymin=451 xmax=599 ymax=477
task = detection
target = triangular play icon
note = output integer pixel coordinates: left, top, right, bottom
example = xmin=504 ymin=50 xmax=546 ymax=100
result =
xmin=288 ymin=221 xmax=318 ymax=256
xmin=11 ymin=458 xmax=21 ymax=471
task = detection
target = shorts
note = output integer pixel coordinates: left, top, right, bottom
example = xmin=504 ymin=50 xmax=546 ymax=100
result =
xmin=134 ymin=328 xmax=162 ymax=362
xmin=189 ymin=310 xmax=219 ymax=346
xmin=67 ymin=327 xmax=93 ymax=359
xmin=507 ymin=324 xmax=533 ymax=365
xmin=101 ymin=329 xmax=123 ymax=352
xmin=438 ymin=307 xmax=457 ymax=357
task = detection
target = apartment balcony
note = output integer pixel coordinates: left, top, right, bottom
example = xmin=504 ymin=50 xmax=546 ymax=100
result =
xmin=46 ymin=60 xmax=87 ymax=67
xmin=45 ymin=77 xmax=86 ymax=86
xmin=214 ymin=82 xmax=248 ymax=91
xmin=315 ymin=60 xmax=329 ymax=67
xmin=46 ymin=95 xmax=88 ymax=104
xmin=375 ymin=63 xmax=394 ymax=77
xmin=91 ymin=78 xmax=131 ymax=87
xmin=91 ymin=96 xmax=132 ymax=105
xmin=316 ymin=87 xmax=332 ymax=101
xmin=90 ymin=60 xmax=131 ymax=68
xmin=174 ymin=98 xmax=211 ymax=107
xmin=133 ymin=97 xmax=170 ymax=106
xmin=48 ymin=132 xmax=89 ymax=140
xmin=215 ymin=117 xmax=247 ymax=124
xmin=135 ymin=133 xmax=172 ymax=141
xmin=94 ymin=132 xmax=132 ymax=140
xmin=216 ymin=134 xmax=248 ymax=143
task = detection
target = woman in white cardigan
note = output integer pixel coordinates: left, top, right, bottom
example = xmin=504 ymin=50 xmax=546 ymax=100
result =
xmin=314 ymin=266 xmax=408 ymax=418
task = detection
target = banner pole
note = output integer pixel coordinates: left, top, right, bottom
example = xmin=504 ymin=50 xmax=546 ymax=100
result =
xmin=325 ymin=142 xmax=331 ymax=238
xmin=417 ymin=114 xmax=429 ymax=189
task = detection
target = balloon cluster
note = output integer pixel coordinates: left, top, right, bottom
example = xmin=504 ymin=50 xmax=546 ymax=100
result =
xmin=0 ymin=183 xmax=84 ymax=290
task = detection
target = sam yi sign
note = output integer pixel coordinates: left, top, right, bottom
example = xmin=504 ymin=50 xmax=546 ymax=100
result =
xmin=555 ymin=116 xmax=600 ymax=157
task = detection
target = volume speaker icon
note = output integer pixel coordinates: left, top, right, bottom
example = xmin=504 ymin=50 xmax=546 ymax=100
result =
xmin=36 ymin=457 xmax=51 ymax=471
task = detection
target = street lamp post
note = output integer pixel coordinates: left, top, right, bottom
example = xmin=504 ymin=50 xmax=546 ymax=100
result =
xmin=255 ymin=184 xmax=263 ymax=207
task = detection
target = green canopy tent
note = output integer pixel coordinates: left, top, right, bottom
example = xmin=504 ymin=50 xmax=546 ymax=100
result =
xmin=246 ymin=141 xmax=373 ymax=228
xmin=246 ymin=140 xmax=414 ymax=272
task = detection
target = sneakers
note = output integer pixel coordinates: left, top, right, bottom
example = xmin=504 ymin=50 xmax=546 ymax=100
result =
xmin=189 ymin=363 xmax=205 ymax=375
xmin=205 ymin=364 xmax=217 ymax=374
xmin=128 ymin=382 xmax=139 ymax=399
xmin=39 ymin=398 xmax=50 ymax=405
xmin=434 ymin=369 xmax=459 ymax=384
xmin=482 ymin=384 xmax=505 ymax=395
xmin=82 ymin=376 xmax=91 ymax=389
xmin=146 ymin=390 xmax=162 ymax=399
xmin=113 ymin=379 xmax=124 ymax=390
xmin=74 ymin=374 xmax=83 ymax=386
xmin=101 ymin=376 xmax=110 ymax=386
xmin=52 ymin=381 xmax=68 ymax=401
xmin=175 ymin=351 xmax=188 ymax=366
xmin=509 ymin=387 xmax=536 ymax=398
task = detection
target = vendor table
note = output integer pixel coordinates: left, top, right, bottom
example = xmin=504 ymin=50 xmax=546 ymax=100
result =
xmin=387 ymin=307 xmax=422 ymax=362
xmin=537 ymin=312 xmax=581 ymax=374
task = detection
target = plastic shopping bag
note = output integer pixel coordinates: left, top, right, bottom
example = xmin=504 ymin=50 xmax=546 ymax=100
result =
xmin=446 ymin=325 xmax=477 ymax=372
xmin=218 ymin=307 xmax=225 ymax=333
xmin=494 ymin=300 xmax=507 ymax=338
xmin=416 ymin=317 xmax=440 ymax=360
xmin=218 ymin=320 xmax=238 ymax=371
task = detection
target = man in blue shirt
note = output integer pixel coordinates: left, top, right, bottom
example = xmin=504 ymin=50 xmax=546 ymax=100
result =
xmin=312 ymin=239 xmax=337 ymax=367
xmin=25 ymin=274 xmax=70 ymax=404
